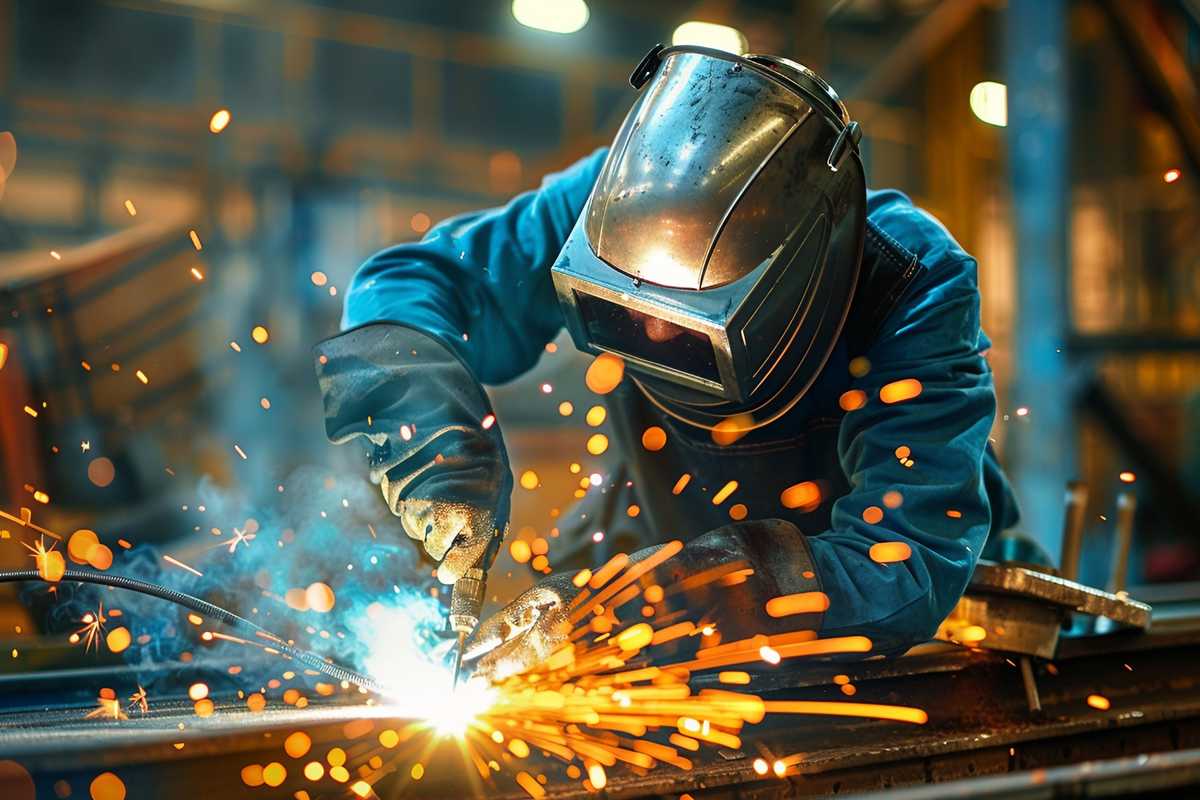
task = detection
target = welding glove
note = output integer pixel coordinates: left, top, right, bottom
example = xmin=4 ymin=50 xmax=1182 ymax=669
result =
xmin=315 ymin=322 xmax=511 ymax=583
xmin=464 ymin=518 xmax=821 ymax=681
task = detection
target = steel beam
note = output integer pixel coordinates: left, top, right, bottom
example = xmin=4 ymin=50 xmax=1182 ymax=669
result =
xmin=1003 ymin=0 xmax=1074 ymax=560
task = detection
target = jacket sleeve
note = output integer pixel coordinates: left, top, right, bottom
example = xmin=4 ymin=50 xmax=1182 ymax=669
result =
xmin=342 ymin=148 xmax=609 ymax=384
xmin=809 ymin=250 xmax=995 ymax=654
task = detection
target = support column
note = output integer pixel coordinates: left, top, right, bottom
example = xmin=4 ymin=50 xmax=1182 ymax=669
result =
xmin=1004 ymin=0 xmax=1074 ymax=558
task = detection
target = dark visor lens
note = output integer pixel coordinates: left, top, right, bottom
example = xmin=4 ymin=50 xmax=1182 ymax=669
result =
xmin=575 ymin=292 xmax=720 ymax=384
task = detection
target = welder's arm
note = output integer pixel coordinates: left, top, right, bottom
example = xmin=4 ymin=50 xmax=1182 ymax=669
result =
xmin=341 ymin=148 xmax=608 ymax=384
xmin=315 ymin=323 xmax=510 ymax=583
xmin=809 ymin=254 xmax=994 ymax=653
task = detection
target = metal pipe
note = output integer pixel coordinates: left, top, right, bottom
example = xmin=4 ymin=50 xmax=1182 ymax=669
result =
xmin=1060 ymin=482 xmax=1089 ymax=582
xmin=1109 ymin=491 xmax=1138 ymax=593
xmin=1020 ymin=656 xmax=1042 ymax=714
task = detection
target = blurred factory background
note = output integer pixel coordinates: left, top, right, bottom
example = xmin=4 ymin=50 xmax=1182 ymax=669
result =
xmin=0 ymin=0 xmax=1198 ymax=631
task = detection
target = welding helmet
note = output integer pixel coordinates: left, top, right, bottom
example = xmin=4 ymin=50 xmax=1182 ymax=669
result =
xmin=552 ymin=45 xmax=866 ymax=430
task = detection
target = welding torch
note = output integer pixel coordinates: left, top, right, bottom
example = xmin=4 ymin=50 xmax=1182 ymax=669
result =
xmin=448 ymin=528 xmax=505 ymax=688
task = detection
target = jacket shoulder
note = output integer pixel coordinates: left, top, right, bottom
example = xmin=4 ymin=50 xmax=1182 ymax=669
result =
xmin=866 ymin=188 xmax=973 ymax=272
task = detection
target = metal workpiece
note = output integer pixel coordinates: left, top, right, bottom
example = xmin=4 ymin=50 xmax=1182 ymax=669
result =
xmin=940 ymin=560 xmax=1151 ymax=661
xmin=968 ymin=560 xmax=1151 ymax=630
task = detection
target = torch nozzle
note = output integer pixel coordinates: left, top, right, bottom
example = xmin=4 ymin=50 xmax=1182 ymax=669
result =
xmin=449 ymin=566 xmax=487 ymax=689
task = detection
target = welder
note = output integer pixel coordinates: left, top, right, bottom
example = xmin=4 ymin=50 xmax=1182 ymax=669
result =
xmin=314 ymin=45 xmax=1020 ymax=682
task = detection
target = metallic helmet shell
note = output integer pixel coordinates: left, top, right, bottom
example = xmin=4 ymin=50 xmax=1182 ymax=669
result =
xmin=552 ymin=45 xmax=866 ymax=425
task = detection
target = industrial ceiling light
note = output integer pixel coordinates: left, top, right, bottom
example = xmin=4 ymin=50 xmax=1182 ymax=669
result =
xmin=671 ymin=21 xmax=748 ymax=55
xmin=969 ymin=81 xmax=1007 ymax=127
xmin=512 ymin=0 xmax=589 ymax=34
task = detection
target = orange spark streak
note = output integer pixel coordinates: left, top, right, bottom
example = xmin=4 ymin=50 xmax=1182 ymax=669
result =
xmin=763 ymin=700 xmax=927 ymax=724
xmin=163 ymin=554 xmax=203 ymax=576
xmin=765 ymin=592 xmax=831 ymax=618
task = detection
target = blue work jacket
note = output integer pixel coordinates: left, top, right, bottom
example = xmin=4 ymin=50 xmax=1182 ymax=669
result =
xmin=342 ymin=148 xmax=1020 ymax=654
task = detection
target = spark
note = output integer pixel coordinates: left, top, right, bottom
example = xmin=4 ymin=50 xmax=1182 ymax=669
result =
xmin=72 ymin=603 xmax=108 ymax=652
xmin=780 ymin=481 xmax=820 ymax=511
xmin=225 ymin=526 xmax=256 ymax=553
xmin=641 ymin=426 xmax=667 ymax=451
xmin=879 ymin=378 xmax=922 ymax=404
xmin=128 ymin=685 xmax=149 ymax=714
xmin=234 ymin=443 xmax=248 ymax=460
xmin=712 ymin=414 xmax=754 ymax=445
xmin=585 ymin=353 xmax=625 ymax=394
xmin=839 ymin=389 xmax=867 ymax=411
xmin=869 ymin=542 xmax=913 ymax=564
xmin=190 ymin=266 xmax=204 ymax=281
xmin=711 ymin=480 xmax=738 ymax=505
xmin=22 ymin=537 xmax=65 ymax=582
xmin=1164 ymin=167 xmax=1181 ymax=183
xmin=163 ymin=554 xmax=204 ymax=577
xmin=135 ymin=369 xmax=149 ymax=384
xmin=209 ymin=108 xmax=231 ymax=134
xmin=765 ymin=592 xmax=830 ymax=617
xmin=124 ymin=199 xmax=137 ymax=216
xmin=86 ymin=693 xmax=128 ymax=721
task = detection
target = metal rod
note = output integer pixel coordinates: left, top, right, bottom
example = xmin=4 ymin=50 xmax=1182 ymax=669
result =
xmin=1020 ymin=656 xmax=1042 ymax=714
xmin=1109 ymin=491 xmax=1138 ymax=594
xmin=452 ymin=632 xmax=466 ymax=690
xmin=1060 ymin=482 xmax=1089 ymax=582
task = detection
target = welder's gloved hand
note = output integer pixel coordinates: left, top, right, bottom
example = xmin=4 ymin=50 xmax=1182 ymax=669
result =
xmin=315 ymin=323 xmax=511 ymax=583
xmin=462 ymin=573 xmax=581 ymax=682
xmin=464 ymin=519 xmax=823 ymax=682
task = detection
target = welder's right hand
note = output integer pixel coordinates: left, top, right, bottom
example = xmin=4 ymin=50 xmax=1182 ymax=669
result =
xmin=391 ymin=498 xmax=501 ymax=584
xmin=315 ymin=323 xmax=511 ymax=582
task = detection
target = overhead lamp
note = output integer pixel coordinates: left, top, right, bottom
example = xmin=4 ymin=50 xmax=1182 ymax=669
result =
xmin=969 ymin=81 xmax=1007 ymax=127
xmin=671 ymin=21 xmax=748 ymax=55
xmin=512 ymin=0 xmax=589 ymax=34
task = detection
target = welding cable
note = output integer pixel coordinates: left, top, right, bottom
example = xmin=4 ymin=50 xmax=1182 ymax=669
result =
xmin=0 ymin=568 xmax=384 ymax=693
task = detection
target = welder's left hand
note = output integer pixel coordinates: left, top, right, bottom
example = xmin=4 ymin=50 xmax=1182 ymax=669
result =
xmin=462 ymin=573 xmax=581 ymax=681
